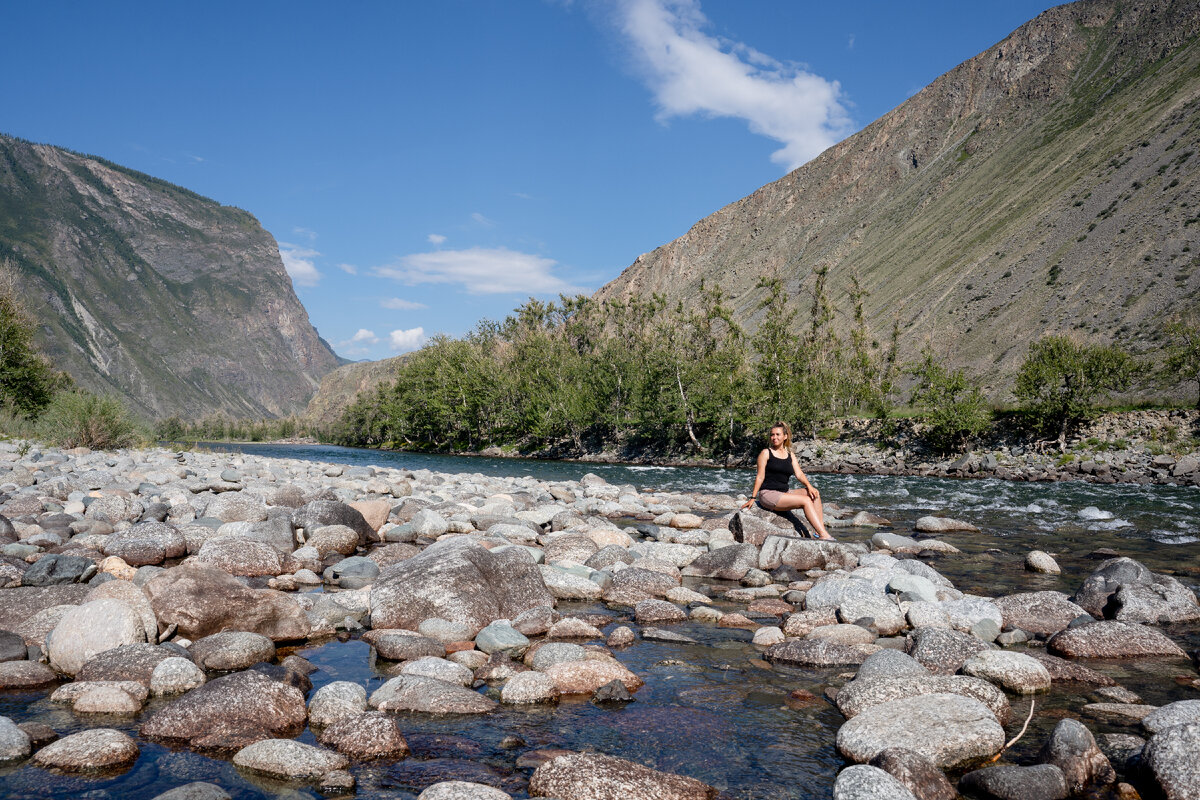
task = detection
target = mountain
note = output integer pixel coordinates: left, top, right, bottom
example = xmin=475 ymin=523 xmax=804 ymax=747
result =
xmin=304 ymin=355 xmax=407 ymax=427
xmin=0 ymin=134 xmax=342 ymax=419
xmin=596 ymin=0 xmax=1200 ymax=396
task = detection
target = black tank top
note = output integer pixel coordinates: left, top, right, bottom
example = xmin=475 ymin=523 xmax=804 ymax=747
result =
xmin=762 ymin=450 xmax=792 ymax=492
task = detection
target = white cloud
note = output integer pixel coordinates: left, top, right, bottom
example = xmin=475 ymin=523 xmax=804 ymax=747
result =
xmin=337 ymin=262 xmax=358 ymax=275
xmin=374 ymin=247 xmax=585 ymax=295
xmin=381 ymin=297 xmax=428 ymax=310
xmin=471 ymin=212 xmax=496 ymax=227
xmin=617 ymin=0 xmax=851 ymax=170
xmin=278 ymin=243 xmax=322 ymax=287
xmin=292 ymin=226 xmax=318 ymax=241
xmin=389 ymin=327 xmax=427 ymax=353
xmin=427 ymin=233 xmax=447 ymax=245
xmin=350 ymin=329 xmax=378 ymax=343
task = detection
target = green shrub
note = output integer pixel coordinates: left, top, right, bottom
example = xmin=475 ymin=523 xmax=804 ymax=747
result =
xmin=0 ymin=260 xmax=63 ymax=417
xmin=908 ymin=346 xmax=993 ymax=453
xmin=36 ymin=391 xmax=141 ymax=450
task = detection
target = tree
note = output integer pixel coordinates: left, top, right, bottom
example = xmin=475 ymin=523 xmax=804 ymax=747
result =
xmin=0 ymin=259 xmax=60 ymax=416
xmin=908 ymin=345 xmax=992 ymax=453
xmin=1014 ymin=335 xmax=1135 ymax=449
xmin=1161 ymin=315 xmax=1200 ymax=409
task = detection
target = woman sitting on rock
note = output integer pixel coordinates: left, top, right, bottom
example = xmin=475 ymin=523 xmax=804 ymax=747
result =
xmin=741 ymin=421 xmax=834 ymax=540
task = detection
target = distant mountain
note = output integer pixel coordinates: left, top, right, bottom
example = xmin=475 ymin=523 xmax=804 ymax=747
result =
xmin=596 ymin=0 xmax=1200 ymax=396
xmin=0 ymin=134 xmax=342 ymax=418
xmin=304 ymin=354 xmax=407 ymax=427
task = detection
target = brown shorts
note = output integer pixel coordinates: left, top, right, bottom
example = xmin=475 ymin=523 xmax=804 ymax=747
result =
xmin=757 ymin=490 xmax=785 ymax=511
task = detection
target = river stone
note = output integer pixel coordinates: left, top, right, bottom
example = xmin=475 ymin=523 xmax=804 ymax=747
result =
xmin=33 ymin=728 xmax=139 ymax=771
xmin=602 ymin=566 xmax=677 ymax=604
xmin=1114 ymin=578 xmax=1200 ymax=625
xmin=501 ymin=671 xmax=561 ymax=704
xmin=528 ymin=642 xmax=588 ymax=672
xmin=46 ymin=598 xmax=146 ymax=676
xmin=308 ymin=681 xmax=368 ymax=727
xmin=140 ymin=670 xmax=307 ymax=750
xmin=836 ymin=693 xmax=1005 ymax=768
xmin=961 ymin=650 xmax=1052 ymax=694
xmin=540 ymin=566 xmax=603 ymax=601
xmin=913 ymin=516 xmax=978 ymax=533
xmin=804 ymin=579 xmax=905 ymax=635
xmin=808 ymin=624 xmax=876 ymax=647
xmin=77 ymin=643 xmax=179 ymax=685
xmin=86 ymin=579 xmax=159 ymax=646
xmin=369 ymin=674 xmax=497 ymax=714
xmin=143 ymin=564 xmax=309 ymax=641
xmin=1047 ymin=621 xmax=1187 ymax=659
xmin=1142 ymin=700 xmax=1200 ymax=735
xmin=853 ymin=649 xmax=930 ymax=683
xmin=870 ymin=532 xmax=925 ymax=554
xmin=68 ymin=682 xmax=145 ymax=714
xmin=546 ymin=617 xmax=603 ymax=640
xmin=907 ymin=627 xmax=988 ymax=674
xmin=782 ymin=608 xmax=838 ymax=637
xmin=292 ymin=500 xmax=373 ymax=545
xmin=151 ymin=657 xmax=206 ymax=695
xmin=402 ymin=656 xmax=474 ymax=687
xmin=1038 ymin=718 xmax=1115 ymax=794
xmin=887 ymin=573 xmax=939 ymax=604
xmin=306 ymin=525 xmax=359 ymax=558
xmin=635 ymin=599 xmax=686 ymax=624
xmin=369 ymin=630 xmax=446 ymax=661
xmin=836 ymin=674 xmax=1010 ymax=724
xmin=1025 ymin=550 xmax=1061 ymax=574
xmin=543 ymin=534 xmax=599 ymax=566
xmin=764 ymin=639 xmax=868 ymax=668
xmin=1141 ymin=723 xmax=1200 ymax=800
xmin=1072 ymin=556 xmax=1155 ymax=617
xmin=941 ymin=596 xmax=1002 ymax=632
xmin=868 ymin=748 xmax=956 ymax=800
xmin=681 ymin=543 xmax=759 ymax=580
xmin=193 ymin=536 xmax=285 ymax=577
xmin=102 ymin=521 xmax=187 ymax=567
xmin=313 ymin=710 xmax=409 ymax=760
xmin=371 ymin=537 xmax=551 ymax=636
xmin=833 ymin=764 xmax=920 ymax=800
xmin=529 ymin=751 xmax=714 ymax=800
xmin=905 ymin=602 xmax=951 ymax=630
xmin=85 ymin=495 xmax=142 ymax=524
xmin=759 ymin=535 xmax=859 ymax=572
xmin=189 ymin=631 xmax=275 ymax=671
xmin=1084 ymin=702 xmax=1158 ymax=725
xmin=0 ymin=715 xmax=31 ymax=761
xmin=418 ymin=618 xmax=474 ymax=645
xmin=206 ymin=493 xmax=268 ymax=524
xmin=232 ymin=738 xmax=348 ymax=780
xmin=993 ymin=592 xmax=1088 ymax=637
xmin=475 ymin=620 xmax=530 ymax=656
xmin=958 ymin=764 xmax=1068 ymax=800
xmin=21 ymin=553 xmax=94 ymax=586
xmin=0 ymin=660 xmax=57 ymax=689
xmin=418 ymin=782 xmax=511 ymax=800
xmin=543 ymin=657 xmax=643 ymax=695
xmin=1026 ymin=652 xmax=1117 ymax=686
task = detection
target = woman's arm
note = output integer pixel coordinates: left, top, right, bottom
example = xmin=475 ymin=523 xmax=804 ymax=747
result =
xmin=741 ymin=449 xmax=769 ymax=509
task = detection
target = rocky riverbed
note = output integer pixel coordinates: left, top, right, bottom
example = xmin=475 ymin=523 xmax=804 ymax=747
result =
xmin=0 ymin=441 xmax=1198 ymax=799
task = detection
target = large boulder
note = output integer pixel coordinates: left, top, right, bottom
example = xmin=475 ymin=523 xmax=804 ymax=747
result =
xmin=993 ymin=592 xmax=1089 ymax=637
xmin=315 ymin=711 xmax=410 ymax=759
xmin=1038 ymin=718 xmax=1115 ymax=794
xmin=1047 ymin=621 xmax=1187 ymax=659
xmin=906 ymin=628 xmax=989 ymax=674
xmin=804 ymin=578 xmax=905 ymax=635
xmin=368 ymin=674 xmax=497 ymax=714
xmin=46 ymin=598 xmax=147 ymax=676
xmin=960 ymin=650 xmax=1052 ymax=695
xmin=293 ymin=501 xmax=374 ymax=545
xmin=763 ymin=639 xmax=869 ymax=668
xmin=681 ymin=544 xmax=759 ymax=580
xmin=833 ymin=765 xmax=919 ymax=800
xmin=102 ymin=521 xmax=187 ymax=566
xmin=32 ymin=728 xmax=139 ymax=771
xmin=76 ymin=643 xmax=180 ymax=685
xmin=140 ymin=670 xmax=307 ymax=750
xmin=836 ymin=674 xmax=1011 ymax=724
xmin=529 ymin=752 xmax=715 ymax=800
xmin=370 ymin=538 xmax=552 ymax=636
xmin=232 ymin=738 xmax=348 ymax=780
xmin=1140 ymin=723 xmax=1200 ymax=800
xmin=192 ymin=537 xmax=286 ymax=577
xmin=836 ymin=693 xmax=1005 ymax=768
xmin=1073 ymin=557 xmax=1200 ymax=624
xmin=189 ymin=632 xmax=275 ymax=671
xmin=143 ymin=564 xmax=309 ymax=641
xmin=759 ymin=535 xmax=859 ymax=572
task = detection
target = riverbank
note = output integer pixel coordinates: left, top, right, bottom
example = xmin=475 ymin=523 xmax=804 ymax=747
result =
xmin=0 ymin=442 xmax=1197 ymax=798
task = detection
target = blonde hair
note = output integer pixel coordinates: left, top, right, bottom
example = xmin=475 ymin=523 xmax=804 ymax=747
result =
xmin=769 ymin=421 xmax=793 ymax=451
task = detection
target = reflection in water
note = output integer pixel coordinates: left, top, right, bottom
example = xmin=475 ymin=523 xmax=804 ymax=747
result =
xmin=2 ymin=443 xmax=1196 ymax=798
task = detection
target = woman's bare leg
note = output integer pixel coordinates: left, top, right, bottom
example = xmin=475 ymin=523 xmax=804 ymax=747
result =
xmin=772 ymin=490 xmax=834 ymax=540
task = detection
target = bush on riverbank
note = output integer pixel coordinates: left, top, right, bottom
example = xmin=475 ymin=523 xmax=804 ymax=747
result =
xmin=34 ymin=390 xmax=142 ymax=449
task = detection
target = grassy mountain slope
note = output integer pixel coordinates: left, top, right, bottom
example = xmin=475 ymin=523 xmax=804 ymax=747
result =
xmin=595 ymin=0 xmax=1200 ymax=398
xmin=0 ymin=134 xmax=342 ymax=418
xmin=304 ymin=354 xmax=407 ymax=427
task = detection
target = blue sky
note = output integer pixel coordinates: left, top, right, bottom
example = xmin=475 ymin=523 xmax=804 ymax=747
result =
xmin=2 ymin=0 xmax=1060 ymax=360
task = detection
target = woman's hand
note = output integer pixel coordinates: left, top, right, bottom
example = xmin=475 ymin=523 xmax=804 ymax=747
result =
xmin=741 ymin=497 xmax=753 ymax=509
xmin=805 ymin=485 xmax=817 ymax=501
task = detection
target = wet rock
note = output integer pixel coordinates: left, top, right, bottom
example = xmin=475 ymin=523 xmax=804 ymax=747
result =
xmin=402 ymin=656 xmax=474 ymax=687
xmin=833 ymin=764 xmax=920 ymax=800
xmin=103 ymin=521 xmax=187 ymax=566
xmin=1026 ymin=652 xmax=1117 ymax=686
xmin=21 ymin=553 xmax=95 ymax=586
xmin=151 ymin=657 xmax=207 ymax=696
xmin=46 ymin=598 xmax=146 ymax=676
xmin=529 ymin=751 xmax=714 ymax=800
xmin=1142 ymin=699 xmax=1200 ymax=735
xmin=1025 ymin=550 xmax=1061 ymax=574
xmin=419 ymin=782 xmax=511 ymax=800
xmin=369 ymin=674 xmax=498 ymax=714
xmin=591 ymin=678 xmax=634 ymax=705
xmin=33 ymin=728 xmax=139 ymax=771
xmin=804 ymin=578 xmax=905 ymax=635
xmin=151 ymin=783 xmax=231 ymax=800
xmin=1047 ymin=621 xmax=1187 ymax=659
xmin=57 ymin=680 xmax=146 ymax=714
xmin=993 ymin=591 xmax=1089 ymax=637
xmin=367 ymin=630 xmax=447 ymax=661
xmin=232 ymin=738 xmax=348 ymax=780
xmin=958 ymin=764 xmax=1067 ymax=800
xmin=836 ymin=693 xmax=1005 ymax=768
xmin=546 ymin=617 xmax=603 ymax=640
xmin=193 ymin=536 xmax=285 ymax=577
xmin=143 ymin=565 xmax=309 ymax=641
xmin=759 ymin=535 xmax=859 ymax=572
xmin=607 ymin=626 xmax=635 ymax=648
xmin=836 ymin=674 xmax=1010 ymax=724
xmin=1038 ymin=718 xmax=1115 ymax=794
xmin=371 ymin=537 xmax=551 ymax=635
xmin=500 ymin=671 xmax=560 ymax=704
xmin=475 ymin=620 xmax=530 ymax=656
xmin=635 ymin=599 xmax=686 ymax=624
xmin=1097 ymin=733 xmax=1145 ymax=771
xmin=315 ymin=711 xmax=410 ymax=759
xmin=854 ymin=649 xmax=930 ymax=683
xmin=681 ymin=543 xmax=759 ymax=580
xmin=189 ymin=631 xmax=275 ymax=671
xmin=913 ymin=516 xmax=978 ymax=533
xmin=308 ymin=681 xmax=368 ymax=727
xmin=292 ymin=500 xmax=373 ymax=545
xmin=961 ymin=650 xmax=1052 ymax=694
xmin=906 ymin=627 xmax=989 ymax=674
xmin=0 ymin=629 xmax=24 ymax=662
xmin=0 ymin=660 xmax=57 ymax=689
xmin=0 ymin=715 xmax=31 ymax=761
xmin=76 ymin=643 xmax=180 ymax=684
xmin=764 ymin=639 xmax=869 ymax=667
xmin=140 ymin=670 xmax=307 ymax=750
xmin=543 ymin=657 xmax=643 ymax=695
xmin=1073 ymin=557 xmax=1200 ymax=624
xmin=1083 ymin=703 xmax=1158 ymax=725
xmin=868 ymin=748 xmax=955 ymax=800
xmin=1140 ymin=723 xmax=1200 ymax=800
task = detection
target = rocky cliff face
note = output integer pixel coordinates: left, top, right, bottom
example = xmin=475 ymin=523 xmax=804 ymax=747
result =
xmin=0 ymin=135 xmax=341 ymax=418
xmin=304 ymin=355 xmax=407 ymax=427
xmin=596 ymin=0 xmax=1200 ymax=396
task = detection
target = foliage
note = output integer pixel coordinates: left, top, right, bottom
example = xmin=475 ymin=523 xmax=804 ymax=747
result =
xmin=1014 ymin=335 xmax=1136 ymax=448
xmin=1160 ymin=315 xmax=1200 ymax=409
xmin=0 ymin=258 xmax=63 ymax=416
xmin=153 ymin=414 xmax=309 ymax=443
xmin=907 ymin=345 xmax=993 ymax=453
xmin=35 ymin=390 xmax=141 ymax=449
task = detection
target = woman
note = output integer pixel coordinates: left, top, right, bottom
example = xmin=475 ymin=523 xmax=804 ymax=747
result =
xmin=741 ymin=421 xmax=834 ymax=540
